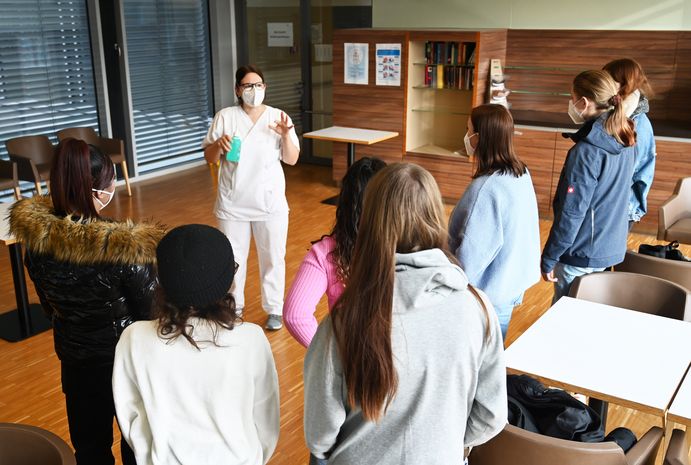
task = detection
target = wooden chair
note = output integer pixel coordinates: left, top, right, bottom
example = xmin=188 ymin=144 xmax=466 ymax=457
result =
xmin=0 ymin=159 xmax=21 ymax=200
xmin=5 ymin=135 xmax=54 ymax=195
xmin=659 ymin=177 xmax=691 ymax=244
xmin=208 ymin=161 xmax=220 ymax=190
xmin=664 ymin=429 xmax=689 ymax=465
xmin=0 ymin=423 xmax=76 ymax=465
xmin=469 ymin=424 xmax=663 ymax=465
xmin=568 ymin=271 xmax=690 ymax=321
xmin=56 ymin=127 xmax=132 ymax=196
xmin=616 ymin=250 xmax=691 ymax=293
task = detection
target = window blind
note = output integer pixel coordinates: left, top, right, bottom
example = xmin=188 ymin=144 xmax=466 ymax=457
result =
xmin=0 ymin=0 xmax=99 ymax=197
xmin=123 ymin=0 xmax=213 ymax=173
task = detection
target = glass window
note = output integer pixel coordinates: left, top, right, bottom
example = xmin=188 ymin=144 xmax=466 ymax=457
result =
xmin=124 ymin=0 xmax=213 ymax=173
xmin=0 ymin=0 xmax=99 ymax=197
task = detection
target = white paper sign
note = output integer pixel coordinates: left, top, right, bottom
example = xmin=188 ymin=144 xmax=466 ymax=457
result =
xmin=376 ymin=43 xmax=401 ymax=86
xmin=344 ymin=43 xmax=368 ymax=85
xmin=267 ymin=22 xmax=293 ymax=47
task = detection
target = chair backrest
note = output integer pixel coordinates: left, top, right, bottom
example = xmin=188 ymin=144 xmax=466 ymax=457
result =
xmin=674 ymin=177 xmax=691 ymax=197
xmin=0 ymin=423 xmax=75 ymax=465
xmin=664 ymin=429 xmax=689 ymax=465
xmin=0 ymin=159 xmax=18 ymax=189
xmin=568 ymin=271 xmax=690 ymax=321
xmin=56 ymin=127 xmax=99 ymax=145
xmin=469 ymin=424 xmax=628 ymax=465
xmin=616 ymin=250 xmax=691 ymax=293
xmin=5 ymin=135 xmax=54 ymax=165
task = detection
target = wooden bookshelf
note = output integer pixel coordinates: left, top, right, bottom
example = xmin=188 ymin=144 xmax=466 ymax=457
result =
xmin=332 ymin=28 xmax=506 ymax=199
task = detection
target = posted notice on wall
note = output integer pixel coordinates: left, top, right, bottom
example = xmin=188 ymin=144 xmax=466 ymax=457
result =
xmin=344 ymin=43 xmax=368 ymax=85
xmin=267 ymin=23 xmax=293 ymax=47
xmin=376 ymin=43 xmax=401 ymax=86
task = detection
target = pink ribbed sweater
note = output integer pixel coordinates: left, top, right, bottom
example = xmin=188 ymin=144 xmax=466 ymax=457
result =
xmin=283 ymin=235 xmax=344 ymax=347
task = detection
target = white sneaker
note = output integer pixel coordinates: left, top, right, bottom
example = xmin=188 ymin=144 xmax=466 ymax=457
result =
xmin=265 ymin=314 xmax=283 ymax=330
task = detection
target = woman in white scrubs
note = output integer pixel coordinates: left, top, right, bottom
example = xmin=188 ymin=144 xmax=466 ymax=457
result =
xmin=203 ymin=65 xmax=300 ymax=330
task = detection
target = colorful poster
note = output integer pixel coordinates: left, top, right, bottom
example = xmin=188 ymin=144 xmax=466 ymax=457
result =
xmin=376 ymin=43 xmax=401 ymax=86
xmin=344 ymin=43 xmax=368 ymax=85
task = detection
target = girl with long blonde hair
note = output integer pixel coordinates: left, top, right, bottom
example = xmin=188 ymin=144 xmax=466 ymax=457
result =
xmin=304 ymin=163 xmax=507 ymax=465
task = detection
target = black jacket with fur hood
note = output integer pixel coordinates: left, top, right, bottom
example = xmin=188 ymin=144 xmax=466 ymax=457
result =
xmin=9 ymin=196 xmax=166 ymax=366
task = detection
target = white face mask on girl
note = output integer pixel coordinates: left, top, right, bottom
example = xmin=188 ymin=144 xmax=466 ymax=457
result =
xmin=568 ymin=99 xmax=586 ymax=125
xmin=464 ymin=131 xmax=477 ymax=156
xmin=92 ymin=187 xmax=114 ymax=210
xmin=242 ymin=87 xmax=265 ymax=107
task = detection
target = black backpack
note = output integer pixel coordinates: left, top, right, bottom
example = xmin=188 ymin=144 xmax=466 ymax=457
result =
xmin=507 ymin=375 xmax=637 ymax=451
xmin=639 ymin=241 xmax=689 ymax=261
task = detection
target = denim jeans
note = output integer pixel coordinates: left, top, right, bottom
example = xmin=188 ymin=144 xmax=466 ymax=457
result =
xmin=552 ymin=262 xmax=606 ymax=304
xmin=493 ymin=293 xmax=524 ymax=340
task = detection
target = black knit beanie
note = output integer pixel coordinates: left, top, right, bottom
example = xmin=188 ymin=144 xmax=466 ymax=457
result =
xmin=156 ymin=224 xmax=235 ymax=308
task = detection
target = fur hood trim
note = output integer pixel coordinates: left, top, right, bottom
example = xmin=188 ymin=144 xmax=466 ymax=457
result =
xmin=9 ymin=196 xmax=167 ymax=266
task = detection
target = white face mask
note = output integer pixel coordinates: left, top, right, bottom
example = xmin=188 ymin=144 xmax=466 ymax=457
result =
xmin=92 ymin=187 xmax=114 ymax=210
xmin=242 ymin=87 xmax=265 ymax=107
xmin=568 ymin=99 xmax=586 ymax=125
xmin=464 ymin=131 xmax=477 ymax=156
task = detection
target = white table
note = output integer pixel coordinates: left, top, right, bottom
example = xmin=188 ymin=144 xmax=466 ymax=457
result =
xmin=303 ymin=126 xmax=399 ymax=168
xmin=505 ymin=297 xmax=691 ymax=418
xmin=0 ymin=202 xmax=51 ymax=342
xmin=668 ymin=365 xmax=691 ymax=427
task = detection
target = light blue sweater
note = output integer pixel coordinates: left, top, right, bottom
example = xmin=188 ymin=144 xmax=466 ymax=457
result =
xmin=449 ymin=170 xmax=541 ymax=308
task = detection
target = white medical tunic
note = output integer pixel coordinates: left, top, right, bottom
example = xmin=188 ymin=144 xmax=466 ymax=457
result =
xmin=202 ymin=105 xmax=300 ymax=221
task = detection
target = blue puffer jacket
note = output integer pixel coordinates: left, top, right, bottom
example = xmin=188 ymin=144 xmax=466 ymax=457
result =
xmin=541 ymin=113 xmax=635 ymax=273
xmin=629 ymin=97 xmax=656 ymax=222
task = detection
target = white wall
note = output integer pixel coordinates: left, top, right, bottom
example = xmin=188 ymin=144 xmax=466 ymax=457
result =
xmin=372 ymin=0 xmax=691 ymax=30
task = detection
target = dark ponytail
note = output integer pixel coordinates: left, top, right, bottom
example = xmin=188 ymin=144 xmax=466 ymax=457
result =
xmin=50 ymin=138 xmax=115 ymax=219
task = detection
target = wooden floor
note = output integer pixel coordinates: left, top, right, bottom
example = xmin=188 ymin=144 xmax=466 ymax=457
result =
xmin=0 ymin=163 xmax=687 ymax=464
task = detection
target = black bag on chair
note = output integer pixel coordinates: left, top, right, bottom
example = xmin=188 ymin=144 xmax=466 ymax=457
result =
xmin=638 ymin=241 xmax=689 ymax=261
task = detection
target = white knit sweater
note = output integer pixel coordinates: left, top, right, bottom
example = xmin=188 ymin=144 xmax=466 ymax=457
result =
xmin=113 ymin=318 xmax=280 ymax=465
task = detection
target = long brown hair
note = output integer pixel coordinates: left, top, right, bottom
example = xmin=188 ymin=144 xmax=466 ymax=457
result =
xmin=470 ymin=104 xmax=526 ymax=179
xmin=572 ymin=70 xmax=636 ymax=147
xmin=331 ymin=163 xmax=450 ymax=421
xmin=50 ymin=138 xmax=115 ymax=219
xmin=602 ymin=58 xmax=654 ymax=98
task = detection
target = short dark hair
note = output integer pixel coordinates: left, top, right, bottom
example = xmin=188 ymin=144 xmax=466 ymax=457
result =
xmin=50 ymin=138 xmax=115 ymax=219
xmin=470 ymin=104 xmax=527 ymax=179
xmin=235 ymin=64 xmax=265 ymax=105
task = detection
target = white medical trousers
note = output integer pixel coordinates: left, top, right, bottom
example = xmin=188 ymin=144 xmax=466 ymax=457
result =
xmin=218 ymin=213 xmax=288 ymax=316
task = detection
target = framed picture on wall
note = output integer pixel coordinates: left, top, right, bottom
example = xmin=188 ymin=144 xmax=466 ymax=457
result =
xmin=344 ymin=42 xmax=368 ymax=85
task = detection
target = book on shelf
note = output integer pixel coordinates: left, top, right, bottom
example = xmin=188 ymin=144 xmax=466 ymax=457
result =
xmin=423 ymin=41 xmax=476 ymax=90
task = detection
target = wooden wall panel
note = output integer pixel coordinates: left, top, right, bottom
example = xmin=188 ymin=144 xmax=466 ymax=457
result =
xmin=405 ymin=152 xmax=474 ymax=201
xmin=505 ymin=30 xmax=685 ymax=128
xmin=550 ymin=134 xmax=574 ymax=217
xmin=332 ymin=29 xmax=408 ymax=181
xmin=667 ymin=32 xmax=691 ymax=127
xmin=513 ymin=128 xmax=557 ymax=215
xmin=475 ymin=29 xmax=508 ymax=106
xmin=642 ymin=139 xmax=691 ymax=232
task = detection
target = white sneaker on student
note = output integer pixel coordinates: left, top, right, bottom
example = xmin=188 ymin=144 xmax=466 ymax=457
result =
xmin=265 ymin=314 xmax=283 ymax=330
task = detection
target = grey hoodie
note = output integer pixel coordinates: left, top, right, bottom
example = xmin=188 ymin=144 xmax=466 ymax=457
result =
xmin=304 ymin=248 xmax=507 ymax=465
